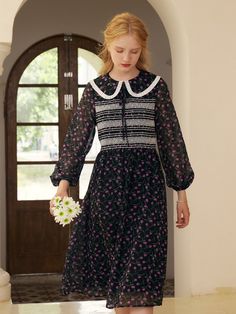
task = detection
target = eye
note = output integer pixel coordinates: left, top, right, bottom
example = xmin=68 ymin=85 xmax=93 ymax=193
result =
xmin=131 ymin=48 xmax=141 ymax=54
xmin=116 ymin=50 xmax=123 ymax=53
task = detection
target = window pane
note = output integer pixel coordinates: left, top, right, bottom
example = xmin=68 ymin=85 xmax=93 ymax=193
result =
xmin=17 ymin=126 xmax=58 ymax=162
xmin=17 ymin=164 xmax=57 ymax=200
xmin=17 ymin=87 xmax=58 ymax=123
xmin=85 ymin=127 xmax=100 ymax=161
xmin=19 ymin=48 xmax=58 ymax=84
xmin=78 ymin=48 xmax=102 ymax=84
xmin=78 ymin=87 xmax=85 ymax=102
xmin=79 ymin=163 xmax=94 ymax=199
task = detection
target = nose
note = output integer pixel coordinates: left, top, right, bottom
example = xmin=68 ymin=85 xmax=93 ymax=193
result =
xmin=122 ymin=52 xmax=130 ymax=62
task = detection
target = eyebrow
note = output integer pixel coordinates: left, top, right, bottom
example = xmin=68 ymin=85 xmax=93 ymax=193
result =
xmin=115 ymin=46 xmax=141 ymax=50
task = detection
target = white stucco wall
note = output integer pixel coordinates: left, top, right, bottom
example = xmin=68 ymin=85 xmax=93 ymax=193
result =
xmin=0 ymin=0 xmax=23 ymax=42
xmin=149 ymin=0 xmax=236 ymax=296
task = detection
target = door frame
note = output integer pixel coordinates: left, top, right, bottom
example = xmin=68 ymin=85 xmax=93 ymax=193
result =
xmin=5 ymin=34 xmax=101 ymax=274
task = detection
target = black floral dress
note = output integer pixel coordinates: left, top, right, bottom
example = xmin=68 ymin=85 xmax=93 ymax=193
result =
xmin=50 ymin=69 xmax=194 ymax=309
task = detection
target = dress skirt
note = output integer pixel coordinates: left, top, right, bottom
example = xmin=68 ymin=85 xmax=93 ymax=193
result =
xmin=61 ymin=147 xmax=168 ymax=309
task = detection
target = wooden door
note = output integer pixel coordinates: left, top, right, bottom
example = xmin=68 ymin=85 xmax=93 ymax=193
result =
xmin=5 ymin=34 xmax=101 ymax=274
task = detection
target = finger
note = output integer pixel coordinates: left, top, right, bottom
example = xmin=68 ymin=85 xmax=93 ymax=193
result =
xmin=176 ymin=205 xmax=190 ymax=226
xmin=185 ymin=213 xmax=190 ymax=225
xmin=176 ymin=216 xmax=189 ymax=228
xmin=49 ymin=207 xmax=54 ymax=216
xmin=176 ymin=209 xmax=182 ymax=225
xmin=176 ymin=214 xmax=186 ymax=227
xmin=49 ymin=201 xmax=53 ymax=210
xmin=49 ymin=199 xmax=55 ymax=215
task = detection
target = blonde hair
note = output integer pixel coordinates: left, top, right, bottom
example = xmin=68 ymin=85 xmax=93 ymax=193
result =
xmin=98 ymin=12 xmax=150 ymax=75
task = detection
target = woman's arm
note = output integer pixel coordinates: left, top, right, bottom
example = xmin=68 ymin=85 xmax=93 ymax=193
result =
xmin=176 ymin=189 xmax=190 ymax=228
xmin=154 ymin=77 xmax=195 ymax=191
xmin=49 ymin=83 xmax=96 ymax=213
xmin=177 ymin=189 xmax=187 ymax=202
xmin=154 ymin=78 xmax=194 ymax=228
xmin=50 ymin=82 xmax=96 ymax=187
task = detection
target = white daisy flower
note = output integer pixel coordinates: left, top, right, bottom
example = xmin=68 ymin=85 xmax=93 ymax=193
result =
xmin=60 ymin=217 xmax=70 ymax=227
xmin=66 ymin=203 xmax=81 ymax=218
xmin=54 ymin=210 xmax=66 ymax=221
xmin=55 ymin=215 xmax=68 ymax=226
xmin=53 ymin=196 xmax=62 ymax=204
xmin=62 ymin=196 xmax=74 ymax=208
xmin=66 ymin=206 xmax=76 ymax=217
xmin=51 ymin=196 xmax=82 ymax=227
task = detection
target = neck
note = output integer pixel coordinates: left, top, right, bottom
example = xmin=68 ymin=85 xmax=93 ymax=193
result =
xmin=109 ymin=67 xmax=140 ymax=81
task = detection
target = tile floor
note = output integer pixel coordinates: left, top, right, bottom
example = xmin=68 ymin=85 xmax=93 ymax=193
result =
xmin=11 ymin=273 xmax=174 ymax=303
xmin=7 ymin=274 xmax=236 ymax=314
xmin=1 ymin=293 xmax=236 ymax=314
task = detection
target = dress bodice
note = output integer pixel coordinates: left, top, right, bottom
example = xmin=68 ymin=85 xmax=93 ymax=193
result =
xmin=50 ymin=69 xmax=195 ymax=192
xmin=90 ymin=70 xmax=161 ymax=151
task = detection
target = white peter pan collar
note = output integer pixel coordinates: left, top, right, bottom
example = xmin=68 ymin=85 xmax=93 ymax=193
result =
xmin=89 ymin=75 xmax=161 ymax=100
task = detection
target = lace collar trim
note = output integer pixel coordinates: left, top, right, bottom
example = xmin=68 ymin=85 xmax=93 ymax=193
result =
xmin=89 ymin=75 xmax=161 ymax=99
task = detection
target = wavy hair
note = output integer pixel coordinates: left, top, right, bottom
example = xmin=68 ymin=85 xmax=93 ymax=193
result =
xmin=98 ymin=12 xmax=150 ymax=75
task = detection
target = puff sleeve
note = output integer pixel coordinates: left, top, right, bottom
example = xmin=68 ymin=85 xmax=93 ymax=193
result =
xmin=50 ymin=83 xmax=96 ymax=186
xmin=154 ymin=77 xmax=194 ymax=191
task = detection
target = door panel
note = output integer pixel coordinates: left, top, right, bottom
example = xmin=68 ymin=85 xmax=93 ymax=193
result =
xmin=5 ymin=35 xmax=101 ymax=274
xmin=12 ymin=205 xmax=69 ymax=273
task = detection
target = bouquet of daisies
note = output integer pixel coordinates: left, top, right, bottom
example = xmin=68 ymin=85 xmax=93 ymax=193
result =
xmin=51 ymin=196 xmax=82 ymax=226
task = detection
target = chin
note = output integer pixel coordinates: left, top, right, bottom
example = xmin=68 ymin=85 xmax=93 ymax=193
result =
xmin=120 ymin=65 xmax=134 ymax=71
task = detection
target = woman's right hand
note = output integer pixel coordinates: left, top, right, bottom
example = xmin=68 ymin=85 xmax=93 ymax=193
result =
xmin=49 ymin=190 xmax=68 ymax=216
xmin=49 ymin=180 xmax=70 ymax=216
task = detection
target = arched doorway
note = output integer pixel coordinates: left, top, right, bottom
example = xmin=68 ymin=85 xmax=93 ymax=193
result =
xmin=5 ymin=34 xmax=102 ymax=273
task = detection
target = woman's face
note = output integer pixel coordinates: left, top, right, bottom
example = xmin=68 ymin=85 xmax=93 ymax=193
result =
xmin=108 ymin=34 xmax=142 ymax=73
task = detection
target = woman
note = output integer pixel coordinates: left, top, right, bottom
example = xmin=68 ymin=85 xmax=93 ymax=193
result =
xmin=50 ymin=12 xmax=194 ymax=314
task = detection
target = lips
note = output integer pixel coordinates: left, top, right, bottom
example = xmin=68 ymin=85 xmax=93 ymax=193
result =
xmin=121 ymin=64 xmax=131 ymax=67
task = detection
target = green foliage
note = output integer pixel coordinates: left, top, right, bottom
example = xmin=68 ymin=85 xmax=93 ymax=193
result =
xmin=17 ymin=87 xmax=58 ymax=122
xmin=17 ymin=48 xmax=58 ymax=151
xmin=20 ymin=48 xmax=58 ymax=84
